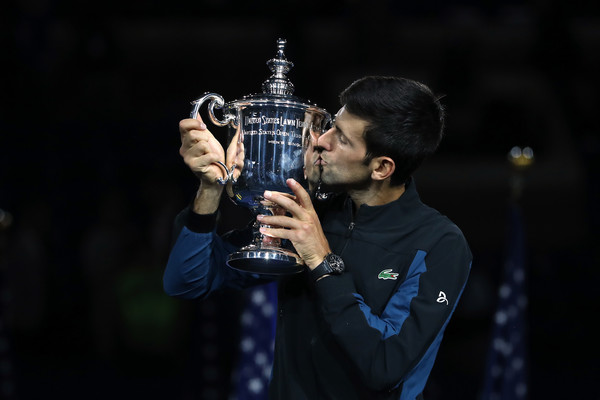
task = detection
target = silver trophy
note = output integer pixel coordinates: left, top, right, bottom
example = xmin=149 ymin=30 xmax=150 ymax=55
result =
xmin=190 ymin=39 xmax=331 ymax=275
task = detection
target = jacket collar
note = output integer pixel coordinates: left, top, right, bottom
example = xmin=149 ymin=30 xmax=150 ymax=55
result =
xmin=343 ymin=177 xmax=424 ymax=223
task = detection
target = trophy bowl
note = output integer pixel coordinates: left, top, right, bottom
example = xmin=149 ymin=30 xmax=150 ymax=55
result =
xmin=190 ymin=39 xmax=331 ymax=275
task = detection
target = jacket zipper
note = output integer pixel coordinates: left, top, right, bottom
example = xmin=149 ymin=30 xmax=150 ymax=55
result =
xmin=339 ymin=221 xmax=355 ymax=256
xmin=345 ymin=222 xmax=355 ymax=238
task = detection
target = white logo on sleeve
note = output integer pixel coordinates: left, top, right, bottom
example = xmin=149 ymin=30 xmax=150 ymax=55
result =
xmin=437 ymin=291 xmax=449 ymax=305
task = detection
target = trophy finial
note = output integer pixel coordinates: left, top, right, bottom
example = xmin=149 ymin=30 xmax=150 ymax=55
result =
xmin=277 ymin=38 xmax=286 ymax=57
xmin=262 ymin=38 xmax=295 ymax=95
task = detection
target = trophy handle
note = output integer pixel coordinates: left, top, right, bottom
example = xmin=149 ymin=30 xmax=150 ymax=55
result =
xmin=190 ymin=92 xmax=235 ymax=127
xmin=189 ymin=93 xmax=237 ymax=184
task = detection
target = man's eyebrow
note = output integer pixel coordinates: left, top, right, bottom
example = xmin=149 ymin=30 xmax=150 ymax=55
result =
xmin=332 ymin=120 xmax=344 ymax=136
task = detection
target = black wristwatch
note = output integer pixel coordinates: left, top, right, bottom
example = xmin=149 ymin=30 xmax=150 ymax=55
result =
xmin=310 ymin=253 xmax=345 ymax=282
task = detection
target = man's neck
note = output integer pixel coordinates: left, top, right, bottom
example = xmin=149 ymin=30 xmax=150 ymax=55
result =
xmin=348 ymin=182 xmax=406 ymax=212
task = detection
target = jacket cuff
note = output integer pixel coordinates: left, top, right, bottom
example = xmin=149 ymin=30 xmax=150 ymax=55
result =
xmin=314 ymin=273 xmax=356 ymax=311
xmin=182 ymin=206 xmax=219 ymax=233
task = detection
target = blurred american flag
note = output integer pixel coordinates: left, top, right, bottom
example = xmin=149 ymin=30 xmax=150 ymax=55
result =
xmin=480 ymin=204 xmax=529 ymax=400
xmin=231 ymin=282 xmax=277 ymax=400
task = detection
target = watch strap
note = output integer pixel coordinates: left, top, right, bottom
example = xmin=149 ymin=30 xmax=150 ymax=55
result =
xmin=310 ymin=257 xmax=333 ymax=281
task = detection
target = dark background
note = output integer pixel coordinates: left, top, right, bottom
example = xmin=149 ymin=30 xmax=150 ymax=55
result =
xmin=1 ymin=0 xmax=599 ymax=399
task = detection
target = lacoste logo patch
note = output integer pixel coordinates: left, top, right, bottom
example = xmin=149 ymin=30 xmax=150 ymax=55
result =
xmin=378 ymin=269 xmax=399 ymax=280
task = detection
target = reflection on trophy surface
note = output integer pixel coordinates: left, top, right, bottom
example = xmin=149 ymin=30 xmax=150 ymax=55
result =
xmin=190 ymin=38 xmax=331 ymax=275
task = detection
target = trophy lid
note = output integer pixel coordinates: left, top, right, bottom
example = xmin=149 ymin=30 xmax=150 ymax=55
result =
xmin=223 ymin=38 xmax=328 ymax=119
xmin=261 ymin=38 xmax=295 ymax=96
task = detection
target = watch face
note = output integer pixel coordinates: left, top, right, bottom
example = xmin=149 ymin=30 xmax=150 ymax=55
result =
xmin=326 ymin=253 xmax=345 ymax=274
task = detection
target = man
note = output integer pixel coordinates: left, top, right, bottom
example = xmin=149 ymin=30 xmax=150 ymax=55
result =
xmin=164 ymin=76 xmax=472 ymax=399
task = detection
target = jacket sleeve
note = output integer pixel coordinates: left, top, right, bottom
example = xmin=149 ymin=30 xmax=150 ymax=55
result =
xmin=163 ymin=206 xmax=265 ymax=300
xmin=314 ymin=229 xmax=472 ymax=392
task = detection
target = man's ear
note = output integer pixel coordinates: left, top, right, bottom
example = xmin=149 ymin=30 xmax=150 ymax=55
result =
xmin=370 ymin=156 xmax=395 ymax=181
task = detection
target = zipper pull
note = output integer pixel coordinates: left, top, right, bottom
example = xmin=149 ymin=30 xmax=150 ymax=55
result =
xmin=345 ymin=222 xmax=355 ymax=238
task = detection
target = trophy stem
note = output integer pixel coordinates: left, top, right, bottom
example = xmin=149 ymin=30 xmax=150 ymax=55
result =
xmin=226 ymin=201 xmax=304 ymax=275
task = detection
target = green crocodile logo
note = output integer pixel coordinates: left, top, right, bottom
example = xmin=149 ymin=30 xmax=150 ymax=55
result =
xmin=378 ymin=269 xmax=399 ymax=280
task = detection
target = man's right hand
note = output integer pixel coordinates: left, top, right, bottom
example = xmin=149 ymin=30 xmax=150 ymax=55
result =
xmin=179 ymin=115 xmax=225 ymax=214
xmin=179 ymin=115 xmax=227 ymax=186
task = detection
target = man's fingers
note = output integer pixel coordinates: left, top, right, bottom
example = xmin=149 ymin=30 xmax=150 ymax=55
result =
xmin=263 ymin=190 xmax=303 ymax=217
xmin=193 ymin=111 xmax=207 ymax=125
xmin=286 ymin=178 xmax=314 ymax=211
xmin=181 ymin=140 xmax=225 ymax=172
xmin=259 ymin=225 xmax=292 ymax=240
xmin=180 ymin=117 xmax=207 ymax=133
xmin=182 ymin=128 xmax=213 ymax=145
xmin=257 ymin=214 xmax=300 ymax=230
xmin=179 ymin=118 xmax=209 ymax=144
xmin=183 ymin=153 xmax=228 ymax=183
xmin=257 ymin=215 xmax=316 ymax=249
xmin=185 ymin=131 xmax=217 ymax=148
xmin=188 ymin=152 xmax=223 ymax=170
xmin=262 ymin=179 xmax=314 ymax=216
xmin=180 ymin=138 xmax=211 ymax=157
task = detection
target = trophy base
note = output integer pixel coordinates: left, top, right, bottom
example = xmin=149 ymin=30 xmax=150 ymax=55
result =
xmin=227 ymin=246 xmax=305 ymax=275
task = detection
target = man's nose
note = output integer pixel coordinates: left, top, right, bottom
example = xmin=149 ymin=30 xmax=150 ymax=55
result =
xmin=316 ymin=128 xmax=334 ymax=151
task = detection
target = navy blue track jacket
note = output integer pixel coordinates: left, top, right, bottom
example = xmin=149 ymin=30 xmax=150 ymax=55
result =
xmin=163 ymin=178 xmax=472 ymax=399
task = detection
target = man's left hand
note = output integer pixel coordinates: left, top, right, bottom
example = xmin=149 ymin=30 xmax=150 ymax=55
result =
xmin=257 ymin=178 xmax=330 ymax=270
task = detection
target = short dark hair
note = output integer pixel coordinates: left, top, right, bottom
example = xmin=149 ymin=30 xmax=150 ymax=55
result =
xmin=339 ymin=76 xmax=445 ymax=186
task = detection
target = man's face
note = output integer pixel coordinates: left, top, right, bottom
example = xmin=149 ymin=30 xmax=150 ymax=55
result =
xmin=303 ymin=128 xmax=321 ymax=191
xmin=306 ymin=106 xmax=372 ymax=191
